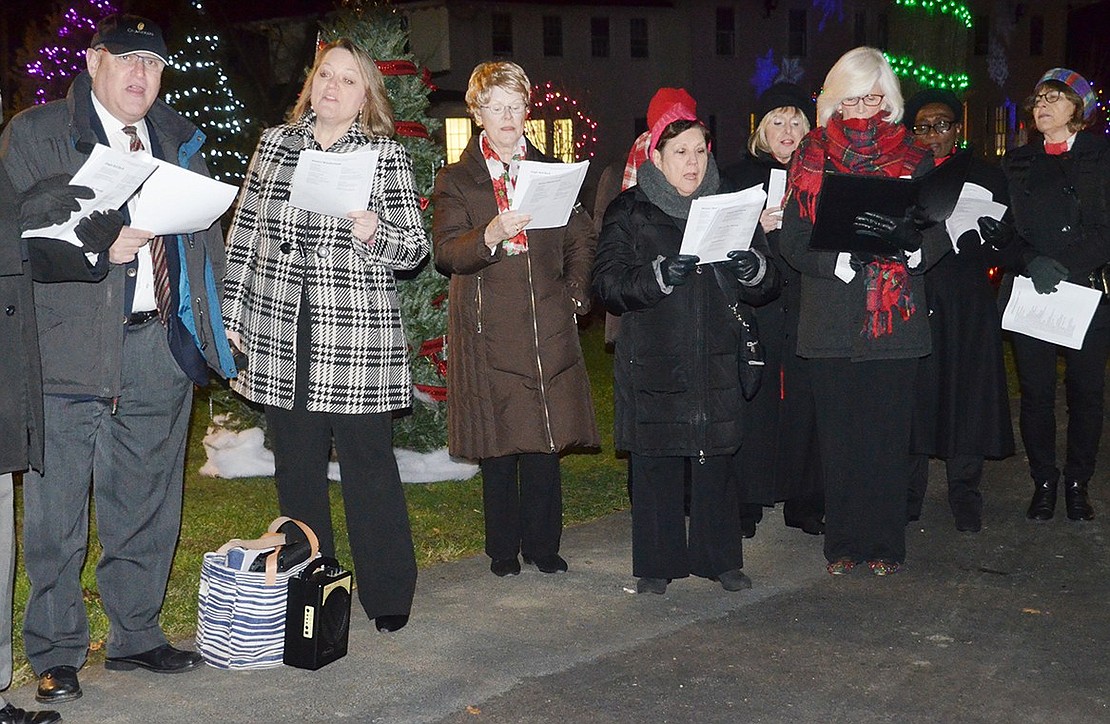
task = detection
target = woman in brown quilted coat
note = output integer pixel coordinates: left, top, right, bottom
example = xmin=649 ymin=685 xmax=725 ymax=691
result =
xmin=433 ymin=61 xmax=599 ymax=577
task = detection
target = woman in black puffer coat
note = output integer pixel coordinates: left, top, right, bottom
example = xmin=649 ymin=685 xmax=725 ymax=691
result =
xmin=593 ymin=89 xmax=779 ymax=595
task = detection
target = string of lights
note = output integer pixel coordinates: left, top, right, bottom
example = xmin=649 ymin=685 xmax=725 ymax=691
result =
xmin=529 ymin=82 xmax=598 ymax=161
xmin=892 ymin=0 xmax=973 ymax=29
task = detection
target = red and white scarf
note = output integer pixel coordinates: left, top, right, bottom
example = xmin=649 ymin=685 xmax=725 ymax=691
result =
xmin=481 ymin=132 xmax=529 ymax=255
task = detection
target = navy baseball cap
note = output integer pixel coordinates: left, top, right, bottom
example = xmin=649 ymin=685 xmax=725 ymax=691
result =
xmin=90 ymin=14 xmax=169 ymax=65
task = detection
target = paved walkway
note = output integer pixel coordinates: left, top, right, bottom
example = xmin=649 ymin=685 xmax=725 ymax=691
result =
xmin=15 ymin=418 xmax=1110 ymax=722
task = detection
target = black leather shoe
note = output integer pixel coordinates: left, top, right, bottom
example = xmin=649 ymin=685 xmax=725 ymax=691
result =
xmin=1065 ymin=480 xmax=1095 ymax=521
xmin=490 ymin=557 xmax=520 ymax=577
xmin=374 ymin=614 xmax=409 ymax=632
xmin=104 ymin=644 xmax=202 ymax=673
xmin=522 ymin=553 xmax=568 ymax=573
xmin=0 ymin=702 xmax=61 ymax=724
xmin=1026 ymin=479 xmax=1057 ymax=521
xmin=35 ymin=665 xmax=80 ymax=704
xmin=714 ymin=568 xmax=753 ymax=592
xmin=635 ymin=577 xmax=668 ymax=595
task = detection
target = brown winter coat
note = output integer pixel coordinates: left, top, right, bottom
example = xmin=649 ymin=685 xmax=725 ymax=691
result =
xmin=432 ymin=136 xmax=600 ymax=460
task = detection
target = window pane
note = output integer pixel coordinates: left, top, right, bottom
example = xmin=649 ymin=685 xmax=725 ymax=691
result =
xmin=973 ymin=15 xmax=989 ymax=56
xmin=543 ymin=16 xmax=563 ymax=57
xmin=591 ymin=17 xmax=610 ymax=58
xmin=492 ymin=12 xmax=513 ymax=56
xmin=553 ymin=119 xmax=575 ymax=163
xmin=788 ymin=10 xmax=807 ymax=57
xmin=630 ymin=18 xmax=649 ymax=58
xmin=1030 ymin=15 xmax=1044 ymax=56
xmin=716 ymin=7 xmax=734 ymax=57
xmin=524 ymin=119 xmax=547 ymax=155
xmin=445 ymin=118 xmax=473 ymax=165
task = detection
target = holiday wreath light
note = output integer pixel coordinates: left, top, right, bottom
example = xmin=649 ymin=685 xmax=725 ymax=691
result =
xmin=529 ymin=81 xmax=599 ymax=161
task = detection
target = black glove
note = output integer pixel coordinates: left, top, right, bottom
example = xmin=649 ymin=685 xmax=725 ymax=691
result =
xmin=19 ymin=175 xmax=94 ymax=232
xmin=1025 ymin=255 xmax=1070 ymax=294
xmin=659 ymin=254 xmax=700 ymax=287
xmin=853 ymin=210 xmax=923 ymax=253
xmin=74 ymin=209 xmax=125 ymax=253
xmin=977 ymin=216 xmax=1015 ymax=251
xmin=724 ymin=249 xmax=764 ymax=284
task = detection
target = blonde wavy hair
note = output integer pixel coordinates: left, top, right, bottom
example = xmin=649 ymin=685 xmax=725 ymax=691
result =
xmin=289 ymin=38 xmax=394 ymax=137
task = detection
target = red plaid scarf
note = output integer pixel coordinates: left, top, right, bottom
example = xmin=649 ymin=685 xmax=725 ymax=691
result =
xmin=787 ymin=116 xmax=928 ymax=339
xmin=481 ymin=133 xmax=528 ymax=255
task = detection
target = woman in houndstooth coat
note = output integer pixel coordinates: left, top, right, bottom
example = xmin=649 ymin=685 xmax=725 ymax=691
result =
xmin=222 ymin=39 xmax=428 ymax=632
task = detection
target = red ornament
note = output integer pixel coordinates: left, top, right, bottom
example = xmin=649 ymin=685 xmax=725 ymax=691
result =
xmin=414 ymin=383 xmax=447 ymax=402
xmin=419 ymin=196 xmax=430 ymax=211
xmin=395 ymin=121 xmax=430 ymax=139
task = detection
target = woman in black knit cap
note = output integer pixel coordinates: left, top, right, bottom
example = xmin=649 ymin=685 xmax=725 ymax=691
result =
xmin=725 ymin=82 xmax=825 ymax=539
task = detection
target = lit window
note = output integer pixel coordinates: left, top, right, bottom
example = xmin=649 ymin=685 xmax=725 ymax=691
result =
xmin=445 ymin=118 xmax=473 ymax=164
xmin=524 ymin=120 xmax=547 ymax=154
xmin=553 ymin=119 xmax=574 ymax=163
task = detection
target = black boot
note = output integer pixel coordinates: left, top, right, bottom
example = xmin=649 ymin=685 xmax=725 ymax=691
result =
xmin=1064 ymin=480 xmax=1095 ymax=521
xmin=1026 ymin=479 xmax=1057 ymax=521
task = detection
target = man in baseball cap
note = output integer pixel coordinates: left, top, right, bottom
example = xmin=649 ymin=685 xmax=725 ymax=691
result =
xmin=0 ymin=10 xmax=237 ymax=707
xmin=89 ymin=13 xmax=169 ymax=65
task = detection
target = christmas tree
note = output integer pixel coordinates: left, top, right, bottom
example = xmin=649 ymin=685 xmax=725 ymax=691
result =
xmin=162 ymin=0 xmax=257 ymax=183
xmin=16 ymin=0 xmax=118 ymax=108
xmin=322 ymin=2 xmax=449 ymax=451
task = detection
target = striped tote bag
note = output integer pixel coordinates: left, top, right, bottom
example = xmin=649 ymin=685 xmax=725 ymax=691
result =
xmin=196 ymin=517 xmax=319 ymax=669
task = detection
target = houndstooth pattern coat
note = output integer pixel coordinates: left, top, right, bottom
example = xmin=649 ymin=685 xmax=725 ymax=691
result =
xmin=222 ymin=115 xmax=429 ymax=414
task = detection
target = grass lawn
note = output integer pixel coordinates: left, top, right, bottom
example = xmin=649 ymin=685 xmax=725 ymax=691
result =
xmin=9 ymin=321 xmax=626 ymax=687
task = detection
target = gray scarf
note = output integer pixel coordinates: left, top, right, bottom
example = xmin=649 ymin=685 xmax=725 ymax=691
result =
xmin=637 ymin=156 xmax=721 ymax=219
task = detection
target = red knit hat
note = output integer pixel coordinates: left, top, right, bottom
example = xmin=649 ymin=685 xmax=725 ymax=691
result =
xmin=647 ymin=87 xmax=699 ymax=156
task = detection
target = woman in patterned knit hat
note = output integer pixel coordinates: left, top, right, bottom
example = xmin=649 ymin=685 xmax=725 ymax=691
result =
xmin=995 ymin=67 xmax=1110 ymax=523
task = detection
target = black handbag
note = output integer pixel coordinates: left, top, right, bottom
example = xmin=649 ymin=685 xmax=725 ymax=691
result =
xmin=730 ymin=302 xmax=765 ymax=401
xmin=1089 ymin=262 xmax=1110 ymax=301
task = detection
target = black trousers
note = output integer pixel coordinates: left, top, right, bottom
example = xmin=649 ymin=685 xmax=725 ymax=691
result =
xmin=811 ymin=358 xmax=916 ymax=564
xmin=630 ymin=454 xmax=742 ymax=580
xmin=265 ymin=289 xmax=417 ymax=621
xmin=908 ymin=453 xmax=984 ymax=520
xmin=479 ymin=453 xmax=562 ymax=560
xmin=1010 ymin=304 xmax=1110 ymax=485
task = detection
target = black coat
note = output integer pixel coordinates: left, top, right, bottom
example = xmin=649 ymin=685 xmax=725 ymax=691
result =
xmin=0 ymin=166 xmax=106 ymax=473
xmin=911 ymin=156 xmax=1015 ymax=459
xmin=1003 ymin=131 xmax=1110 ymax=282
xmin=724 ymin=154 xmax=818 ymax=503
xmin=592 ymin=185 xmax=780 ymax=457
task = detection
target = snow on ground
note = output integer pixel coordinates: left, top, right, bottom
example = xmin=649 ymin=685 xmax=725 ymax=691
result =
xmin=199 ymin=426 xmax=478 ymax=483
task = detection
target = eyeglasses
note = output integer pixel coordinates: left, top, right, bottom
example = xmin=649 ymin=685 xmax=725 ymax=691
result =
xmin=97 ymin=48 xmax=165 ymax=71
xmin=480 ymin=103 xmax=528 ymax=117
xmin=911 ymin=120 xmax=955 ymax=135
xmin=1030 ymin=89 xmax=1064 ymax=105
xmin=841 ymin=94 xmax=885 ymax=107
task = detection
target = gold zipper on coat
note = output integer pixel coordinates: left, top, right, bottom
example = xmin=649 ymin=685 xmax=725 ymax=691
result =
xmin=525 ymin=252 xmax=556 ymax=452
xmin=475 ymin=275 xmax=483 ymax=333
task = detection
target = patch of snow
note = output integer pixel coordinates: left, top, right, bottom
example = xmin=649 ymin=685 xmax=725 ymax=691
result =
xmin=200 ymin=427 xmax=477 ymax=484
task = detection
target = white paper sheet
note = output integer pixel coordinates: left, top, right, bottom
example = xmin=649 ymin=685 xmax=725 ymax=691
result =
xmin=766 ymin=168 xmax=787 ymax=210
xmin=679 ymin=186 xmax=767 ymax=264
xmin=129 ymin=158 xmax=238 ymax=235
xmin=510 ymin=160 xmax=589 ymax=229
xmin=1002 ymin=276 xmax=1102 ymax=350
xmin=945 ymin=182 xmax=1007 ymax=253
xmin=21 ymin=144 xmax=156 ymax=246
xmin=288 ymin=147 xmax=380 ymax=219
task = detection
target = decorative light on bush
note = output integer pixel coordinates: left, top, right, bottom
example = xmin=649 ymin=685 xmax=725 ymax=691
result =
xmin=892 ymin=0 xmax=973 ymax=29
xmin=25 ymin=0 xmax=119 ymax=103
xmin=884 ymin=53 xmax=970 ymax=92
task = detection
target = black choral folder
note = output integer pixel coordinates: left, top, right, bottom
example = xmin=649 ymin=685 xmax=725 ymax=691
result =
xmin=808 ymin=149 xmax=971 ymax=253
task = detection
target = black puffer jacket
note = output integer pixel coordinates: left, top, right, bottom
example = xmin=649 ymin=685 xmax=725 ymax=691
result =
xmin=593 ymin=185 xmax=779 ymax=457
xmin=1003 ymin=131 xmax=1110 ymax=282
